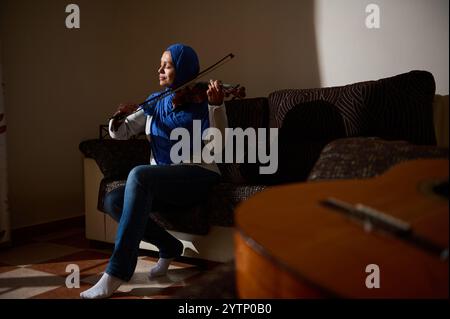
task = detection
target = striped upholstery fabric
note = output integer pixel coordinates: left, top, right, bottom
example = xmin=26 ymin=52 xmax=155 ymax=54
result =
xmin=268 ymin=70 xmax=437 ymax=183
xmin=268 ymin=70 xmax=436 ymax=144
xmin=269 ymin=82 xmax=372 ymax=136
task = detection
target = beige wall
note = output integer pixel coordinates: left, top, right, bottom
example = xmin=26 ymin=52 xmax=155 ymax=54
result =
xmin=0 ymin=0 xmax=448 ymax=229
xmin=0 ymin=39 xmax=11 ymax=243
xmin=0 ymin=0 xmax=319 ymax=229
xmin=316 ymin=0 xmax=449 ymax=94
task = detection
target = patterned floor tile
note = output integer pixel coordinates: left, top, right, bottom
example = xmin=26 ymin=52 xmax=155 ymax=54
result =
xmin=171 ymin=259 xmax=206 ymax=269
xmin=0 ymin=268 xmax=64 ymax=299
xmin=0 ymin=225 xmax=218 ymax=298
xmin=31 ymin=282 xmax=93 ymax=299
xmin=29 ymin=250 xmax=110 ymax=277
xmin=141 ymin=255 xmax=159 ymax=263
xmin=0 ymin=262 xmax=17 ymax=275
xmin=81 ymin=257 xmax=200 ymax=298
xmin=141 ymin=255 xmax=201 ymax=270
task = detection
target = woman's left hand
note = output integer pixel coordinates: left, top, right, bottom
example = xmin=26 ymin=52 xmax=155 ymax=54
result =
xmin=207 ymin=80 xmax=224 ymax=106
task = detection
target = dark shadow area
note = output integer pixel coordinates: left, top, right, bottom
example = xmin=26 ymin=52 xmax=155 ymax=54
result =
xmin=274 ymin=100 xmax=347 ymax=184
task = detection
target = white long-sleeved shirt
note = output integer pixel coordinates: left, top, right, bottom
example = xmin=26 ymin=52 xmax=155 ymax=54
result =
xmin=108 ymin=103 xmax=228 ymax=175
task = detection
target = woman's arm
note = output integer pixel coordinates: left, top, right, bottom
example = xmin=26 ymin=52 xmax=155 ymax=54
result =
xmin=206 ymin=102 xmax=228 ymax=156
xmin=204 ymin=80 xmax=228 ymax=152
xmin=209 ymin=103 xmax=228 ymax=135
xmin=109 ymin=108 xmax=146 ymax=140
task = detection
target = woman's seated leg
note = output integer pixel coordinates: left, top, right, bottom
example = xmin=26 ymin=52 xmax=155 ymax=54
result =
xmin=81 ymin=164 xmax=219 ymax=298
xmin=103 ymin=184 xmax=183 ymax=259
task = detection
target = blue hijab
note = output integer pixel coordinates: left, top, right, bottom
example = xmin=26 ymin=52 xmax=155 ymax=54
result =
xmin=143 ymin=44 xmax=209 ymax=165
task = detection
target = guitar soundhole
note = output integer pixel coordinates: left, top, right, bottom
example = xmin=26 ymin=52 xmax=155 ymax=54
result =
xmin=418 ymin=178 xmax=449 ymax=200
xmin=432 ymin=180 xmax=449 ymax=199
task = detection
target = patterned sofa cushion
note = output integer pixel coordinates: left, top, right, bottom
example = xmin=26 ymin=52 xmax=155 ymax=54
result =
xmin=308 ymin=137 xmax=449 ymax=181
xmin=79 ymin=139 xmax=150 ymax=179
xmin=268 ymin=70 xmax=438 ymax=184
xmin=206 ymin=183 xmax=267 ymax=227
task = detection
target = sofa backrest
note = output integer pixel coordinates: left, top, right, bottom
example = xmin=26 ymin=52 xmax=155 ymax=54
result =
xmin=268 ymin=70 xmax=436 ymax=143
xmin=267 ymin=70 xmax=438 ymax=184
xmin=365 ymin=70 xmax=437 ymax=145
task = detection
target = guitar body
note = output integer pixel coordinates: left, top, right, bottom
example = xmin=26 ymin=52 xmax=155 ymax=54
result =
xmin=235 ymin=159 xmax=449 ymax=298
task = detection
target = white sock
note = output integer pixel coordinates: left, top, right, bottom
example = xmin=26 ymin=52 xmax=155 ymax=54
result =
xmin=80 ymin=273 xmax=124 ymax=299
xmin=149 ymin=258 xmax=174 ymax=278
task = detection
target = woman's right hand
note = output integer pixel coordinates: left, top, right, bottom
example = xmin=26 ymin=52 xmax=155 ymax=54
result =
xmin=112 ymin=103 xmax=138 ymax=119
xmin=111 ymin=103 xmax=138 ymax=131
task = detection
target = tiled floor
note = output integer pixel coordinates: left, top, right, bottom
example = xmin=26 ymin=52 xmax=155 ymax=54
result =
xmin=0 ymin=227 xmax=213 ymax=299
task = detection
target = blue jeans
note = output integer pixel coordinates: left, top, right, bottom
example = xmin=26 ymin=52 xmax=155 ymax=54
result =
xmin=103 ymin=164 xmax=220 ymax=281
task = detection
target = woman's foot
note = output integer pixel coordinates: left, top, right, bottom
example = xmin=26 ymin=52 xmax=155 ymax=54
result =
xmin=80 ymin=273 xmax=124 ymax=299
xmin=149 ymin=240 xmax=184 ymax=278
xmin=149 ymin=257 xmax=175 ymax=278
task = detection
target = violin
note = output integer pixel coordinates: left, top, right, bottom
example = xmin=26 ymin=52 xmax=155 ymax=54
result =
xmin=171 ymin=81 xmax=246 ymax=107
xmin=111 ymin=53 xmax=244 ymax=122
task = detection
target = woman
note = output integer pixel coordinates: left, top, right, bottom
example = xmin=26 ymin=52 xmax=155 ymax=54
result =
xmin=80 ymin=43 xmax=227 ymax=299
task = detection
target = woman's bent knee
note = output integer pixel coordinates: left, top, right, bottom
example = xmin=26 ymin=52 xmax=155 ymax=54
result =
xmin=127 ymin=165 xmax=163 ymax=188
xmin=127 ymin=165 xmax=149 ymax=185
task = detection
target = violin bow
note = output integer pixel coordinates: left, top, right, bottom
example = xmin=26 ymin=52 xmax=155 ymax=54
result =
xmin=110 ymin=53 xmax=235 ymax=121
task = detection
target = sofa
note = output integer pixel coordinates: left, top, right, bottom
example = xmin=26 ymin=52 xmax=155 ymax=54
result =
xmin=79 ymin=70 xmax=449 ymax=263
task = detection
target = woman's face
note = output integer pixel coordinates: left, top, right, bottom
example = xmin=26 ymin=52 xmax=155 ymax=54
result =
xmin=158 ymin=51 xmax=176 ymax=87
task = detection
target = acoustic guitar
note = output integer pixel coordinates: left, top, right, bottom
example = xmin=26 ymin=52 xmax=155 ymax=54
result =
xmin=234 ymin=159 xmax=449 ymax=298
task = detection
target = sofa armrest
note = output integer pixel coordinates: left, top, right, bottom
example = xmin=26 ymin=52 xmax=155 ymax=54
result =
xmin=433 ymin=95 xmax=449 ymax=148
xmin=83 ymin=158 xmax=106 ymax=241
xmin=79 ymin=139 xmax=150 ymax=179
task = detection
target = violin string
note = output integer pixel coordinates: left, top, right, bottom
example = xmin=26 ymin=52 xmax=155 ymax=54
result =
xmin=111 ymin=53 xmax=235 ymax=120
